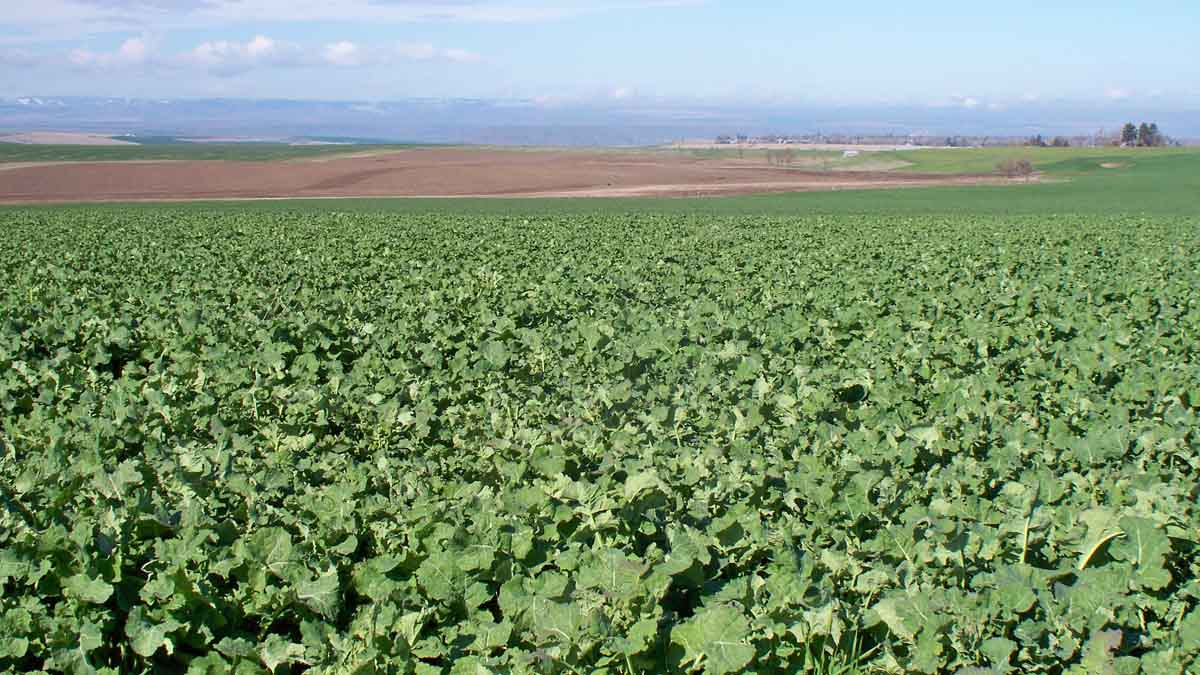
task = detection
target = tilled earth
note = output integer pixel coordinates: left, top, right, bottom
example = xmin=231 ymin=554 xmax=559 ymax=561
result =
xmin=0 ymin=148 xmax=1010 ymax=203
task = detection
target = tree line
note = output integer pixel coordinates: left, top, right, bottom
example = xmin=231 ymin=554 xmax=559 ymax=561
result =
xmin=1025 ymin=135 xmax=1073 ymax=148
xmin=1121 ymin=122 xmax=1167 ymax=147
xmin=1024 ymin=123 xmax=1172 ymax=148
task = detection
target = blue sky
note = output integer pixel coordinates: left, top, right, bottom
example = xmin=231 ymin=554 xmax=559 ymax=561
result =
xmin=1 ymin=0 xmax=1197 ymax=109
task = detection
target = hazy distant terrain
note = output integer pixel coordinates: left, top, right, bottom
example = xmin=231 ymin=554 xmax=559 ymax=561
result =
xmin=2 ymin=96 xmax=1197 ymax=146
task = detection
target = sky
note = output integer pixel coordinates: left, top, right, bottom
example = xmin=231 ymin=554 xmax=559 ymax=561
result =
xmin=1 ymin=0 xmax=1198 ymax=111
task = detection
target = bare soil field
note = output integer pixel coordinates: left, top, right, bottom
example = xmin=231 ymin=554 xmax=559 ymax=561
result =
xmin=0 ymin=148 xmax=1012 ymax=203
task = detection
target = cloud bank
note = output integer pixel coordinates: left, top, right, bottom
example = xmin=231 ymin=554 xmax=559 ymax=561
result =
xmin=3 ymin=0 xmax=698 ymax=42
xmin=69 ymin=36 xmax=154 ymax=68
xmin=53 ymin=34 xmax=480 ymax=76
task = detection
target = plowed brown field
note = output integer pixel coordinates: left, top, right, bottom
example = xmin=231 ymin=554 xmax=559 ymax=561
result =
xmin=0 ymin=148 xmax=1012 ymax=203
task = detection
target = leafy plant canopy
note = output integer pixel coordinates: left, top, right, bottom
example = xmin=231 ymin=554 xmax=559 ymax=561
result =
xmin=0 ymin=210 xmax=1198 ymax=673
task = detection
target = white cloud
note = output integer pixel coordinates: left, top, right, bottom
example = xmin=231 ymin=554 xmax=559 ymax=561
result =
xmin=171 ymin=35 xmax=481 ymax=74
xmin=1105 ymin=87 xmax=1131 ymax=100
xmin=68 ymin=35 xmax=155 ymax=68
xmin=118 ymin=35 xmax=151 ymax=62
xmin=323 ymin=41 xmax=363 ymax=67
xmin=319 ymin=40 xmax=476 ymax=67
xmin=393 ymin=43 xmax=479 ymax=62
xmin=190 ymin=41 xmax=243 ymax=67
xmin=246 ymin=34 xmax=276 ymax=58
xmin=2 ymin=0 xmax=700 ymax=44
xmin=612 ymin=87 xmax=632 ymax=100
xmin=443 ymin=47 xmax=480 ymax=63
xmin=937 ymin=94 xmax=983 ymax=109
xmin=396 ymin=42 xmax=437 ymax=60
xmin=68 ymin=48 xmax=96 ymax=67
xmin=186 ymin=35 xmax=303 ymax=75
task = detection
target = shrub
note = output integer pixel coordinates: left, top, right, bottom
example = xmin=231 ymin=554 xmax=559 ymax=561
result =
xmin=998 ymin=157 xmax=1035 ymax=179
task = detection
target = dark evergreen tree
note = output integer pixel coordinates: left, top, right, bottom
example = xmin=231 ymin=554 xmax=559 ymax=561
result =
xmin=1121 ymin=123 xmax=1138 ymax=146
xmin=1138 ymin=123 xmax=1152 ymax=147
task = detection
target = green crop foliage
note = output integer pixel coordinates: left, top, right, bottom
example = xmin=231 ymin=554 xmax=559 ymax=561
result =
xmin=867 ymin=145 xmax=1197 ymax=174
xmin=1 ymin=210 xmax=1198 ymax=674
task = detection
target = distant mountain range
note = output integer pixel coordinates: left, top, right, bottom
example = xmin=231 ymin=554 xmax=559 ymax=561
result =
xmin=1 ymin=96 xmax=1196 ymax=146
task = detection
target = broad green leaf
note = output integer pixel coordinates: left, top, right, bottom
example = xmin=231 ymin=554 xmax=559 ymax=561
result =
xmin=1110 ymin=517 xmax=1171 ymax=590
xmin=295 ymin=565 xmax=340 ymax=619
xmin=612 ymin=617 xmax=659 ymax=656
xmin=911 ymin=627 xmax=944 ymax=674
xmin=331 ymin=535 xmax=359 ymax=556
xmin=258 ymin=634 xmax=306 ymax=673
xmin=531 ymin=599 xmax=588 ymax=644
xmin=352 ymin=555 xmax=401 ymax=602
xmin=870 ymin=596 xmax=916 ymax=641
xmin=468 ymin=620 xmax=512 ymax=653
xmin=1076 ymin=508 xmax=1124 ymax=571
xmin=449 ymin=656 xmax=496 ymax=675
xmin=907 ymin=425 xmax=942 ymax=447
xmin=0 ymin=637 xmax=28 ymax=659
xmin=79 ymin=619 xmax=104 ymax=652
xmin=992 ymin=564 xmax=1037 ymax=614
xmin=670 ymin=605 xmax=755 ymax=675
xmin=982 ymin=637 xmax=1016 ymax=670
xmin=93 ymin=460 xmax=142 ymax=500
xmin=397 ymin=609 xmax=431 ymax=646
xmin=623 ymin=470 xmax=661 ymax=500
xmin=417 ymin=550 xmax=460 ymax=601
xmin=244 ymin=528 xmax=295 ymax=578
xmin=1178 ymin=609 xmax=1200 ymax=654
xmin=481 ymin=341 xmax=510 ymax=369
xmin=576 ymin=548 xmax=647 ymax=603
xmin=215 ymin=637 xmax=257 ymax=659
xmin=1078 ymin=629 xmax=1123 ymax=675
xmin=498 ymin=578 xmax=534 ymax=622
xmin=660 ymin=526 xmax=711 ymax=578
xmin=125 ymin=606 xmax=183 ymax=658
xmin=63 ymin=574 xmax=114 ymax=605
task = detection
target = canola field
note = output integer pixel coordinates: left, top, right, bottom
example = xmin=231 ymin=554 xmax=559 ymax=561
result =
xmin=1 ymin=211 xmax=1198 ymax=674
